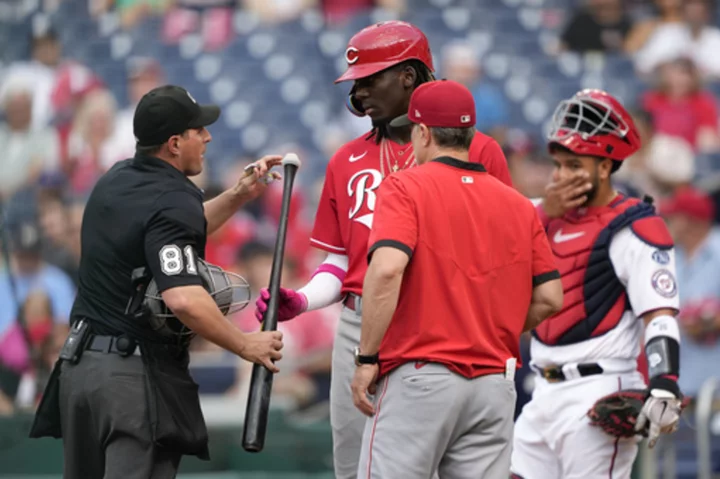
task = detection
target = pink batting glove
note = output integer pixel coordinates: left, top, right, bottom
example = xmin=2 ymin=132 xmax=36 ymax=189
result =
xmin=255 ymin=287 xmax=308 ymax=323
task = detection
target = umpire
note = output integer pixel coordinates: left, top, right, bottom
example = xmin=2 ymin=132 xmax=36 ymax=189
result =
xmin=29 ymin=85 xmax=284 ymax=478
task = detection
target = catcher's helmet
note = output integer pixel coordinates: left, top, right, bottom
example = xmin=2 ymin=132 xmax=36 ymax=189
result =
xmin=143 ymin=258 xmax=251 ymax=340
xmin=547 ymin=89 xmax=641 ymax=164
xmin=335 ymin=21 xmax=433 ymax=84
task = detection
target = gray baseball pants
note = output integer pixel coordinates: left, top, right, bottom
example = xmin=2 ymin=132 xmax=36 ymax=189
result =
xmin=330 ymin=305 xmax=366 ymax=478
xmin=357 ymin=362 xmax=517 ymax=479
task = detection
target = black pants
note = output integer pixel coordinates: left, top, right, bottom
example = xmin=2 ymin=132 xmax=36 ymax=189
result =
xmin=59 ymin=351 xmax=182 ymax=479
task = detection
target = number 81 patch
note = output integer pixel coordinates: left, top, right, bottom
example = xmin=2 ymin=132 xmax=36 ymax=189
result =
xmin=651 ymin=269 xmax=677 ymax=298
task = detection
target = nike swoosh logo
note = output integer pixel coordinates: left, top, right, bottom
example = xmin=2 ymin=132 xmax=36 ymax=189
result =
xmin=553 ymin=229 xmax=585 ymax=243
xmin=349 ymin=151 xmax=367 ymax=162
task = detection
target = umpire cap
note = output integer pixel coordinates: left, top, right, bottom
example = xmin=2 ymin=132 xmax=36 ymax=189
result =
xmin=133 ymin=85 xmax=220 ymax=147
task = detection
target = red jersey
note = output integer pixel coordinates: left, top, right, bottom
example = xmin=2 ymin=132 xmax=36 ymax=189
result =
xmin=310 ymin=130 xmax=513 ymax=295
xmin=367 ymin=156 xmax=558 ymax=378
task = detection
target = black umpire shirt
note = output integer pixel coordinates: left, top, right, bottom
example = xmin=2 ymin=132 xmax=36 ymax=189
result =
xmin=69 ymin=154 xmax=207 ymax=343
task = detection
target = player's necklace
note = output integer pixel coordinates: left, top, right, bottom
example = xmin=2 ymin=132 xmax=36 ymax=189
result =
xmin=380 ymin=138 xmax=416 ymax=178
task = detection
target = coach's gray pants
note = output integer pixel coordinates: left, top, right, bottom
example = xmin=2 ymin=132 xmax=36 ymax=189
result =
xmin=330 ymin=306 xmax=366 ymax=479
xmin=59 ymin=351 xmax=181 ymax=479
xmin=357 ymin=363 xmax=517 ymax=479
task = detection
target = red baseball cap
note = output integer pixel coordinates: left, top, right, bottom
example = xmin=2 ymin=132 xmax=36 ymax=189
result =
xmin=389 ymin=80 xmax=476 ymax=128
xmin=659 ymin=186 xmax=716 ymax=222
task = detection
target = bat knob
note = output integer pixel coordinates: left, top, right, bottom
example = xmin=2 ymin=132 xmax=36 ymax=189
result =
xmin=281 ymin=153 xmax=301 ymax=169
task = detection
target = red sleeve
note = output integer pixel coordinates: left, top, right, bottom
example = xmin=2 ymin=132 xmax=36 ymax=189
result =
xmin=470 ymin=136 xmax=513 ymax=187
xmin=367 ymin=176 xmax=418 ymax=261
xmin=531 ymin=208 xmax=560 ymax=286
xmin=310 ymin=159 xmax=345 ymax=254
xmin=696 ymin=92 xmax=719 ymax=128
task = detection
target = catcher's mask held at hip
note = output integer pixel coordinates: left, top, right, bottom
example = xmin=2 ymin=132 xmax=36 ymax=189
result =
xmin=144 ymin=258 xmax=251 ymax=339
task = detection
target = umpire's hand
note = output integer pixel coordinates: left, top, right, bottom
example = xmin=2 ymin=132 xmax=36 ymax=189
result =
xmin=239 ymin=331 xmax=284 ymax=373
xmin=235 ymin=155 xmax=283 ymax=200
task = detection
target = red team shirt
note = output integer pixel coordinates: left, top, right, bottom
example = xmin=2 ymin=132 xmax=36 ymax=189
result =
xmin=367 ymin=157 xmax=558 ymax=378
xmin=310 ymin=131 xmax=513 ymax=295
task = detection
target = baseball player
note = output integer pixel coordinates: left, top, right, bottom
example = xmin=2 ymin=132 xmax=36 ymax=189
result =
xmin=349 ymin=79 xmax=563 ymax=479
xmin=254 ymin=21 xmax=513 ymax=478
xmin=512 ymin=89 xmax=685 ymax=479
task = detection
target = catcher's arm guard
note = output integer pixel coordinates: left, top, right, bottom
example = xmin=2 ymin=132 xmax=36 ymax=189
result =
xmin=587 ymin=389 xmax=648 ymax=438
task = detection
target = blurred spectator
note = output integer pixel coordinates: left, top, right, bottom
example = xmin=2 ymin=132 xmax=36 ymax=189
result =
xmin=625 ymin=0 xmax=684 ymax=54
xmin=14 ymin=291 xmax=68 ymax=411
xmin=37 ymin=190 xmax=80 ymax=284
xmin=103 ymin=57 xmax=165 ymax=168
xmin=641 ymin=57 xmax=720 ymax=153
xmin=0 ymin=28 xmax=62 ymax=130
xmin=322 ymin=0 xmax=372 ymax=24
xmin=0 ymin=222 xmax=76 ymax=336
xmin=0 ymin=223 xmax=75 ymax=410
xmin=618 ymin=128 xmax=696 ymax=200
xmin=633 ymin=0 xmax=720 ymax=79
xmin=228 ymin=241 xmax=334 ymax=408
xmin=644 ymin=134 xmax=696 ymax=197
xmin=0 ymin=84 xmax=61 ymax=201
xmin=64 ymin=89 xmax=119 ymax=196
xmin=440 ymin=41 xmax=509 ymax=141
xmin=660 ymin=186 xmax=720 ymax=397
xmin=50 ymin=62 xmax=106 ymax=132
xmin=240 ymin=0 xmax=318 ymax=25
xmin=560 ymin=0 xmax=634 ymax=53
xmin=320 ymin=0 xmax=406 ymax=25
xmin=91 ymin=0 xmax=172 ymax=29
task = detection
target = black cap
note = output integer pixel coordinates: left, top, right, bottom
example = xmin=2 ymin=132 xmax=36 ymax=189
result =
xmin=9 ymin=222 xmax=42 ymax=253
xmin=133 ymin=85 xmax=221 ymax=147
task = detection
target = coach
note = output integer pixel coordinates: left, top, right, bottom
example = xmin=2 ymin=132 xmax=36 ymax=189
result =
xmin=350 ymin=80 xmax=564 ymax=479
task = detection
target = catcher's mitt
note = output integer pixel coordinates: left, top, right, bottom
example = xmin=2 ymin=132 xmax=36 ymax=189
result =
xmin=587 ymin=389 xmax=648 ymax=438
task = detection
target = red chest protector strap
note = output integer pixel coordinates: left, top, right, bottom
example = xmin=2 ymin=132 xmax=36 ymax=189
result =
xmin=534 ymin=199 xmax=661 ymax=346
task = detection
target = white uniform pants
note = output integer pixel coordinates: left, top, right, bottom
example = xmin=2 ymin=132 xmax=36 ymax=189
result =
xmin=511 ymin=369 xmax=645 ymax=479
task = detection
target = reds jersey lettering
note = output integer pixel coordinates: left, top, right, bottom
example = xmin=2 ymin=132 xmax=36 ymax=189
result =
xmin=347 ymin=168 xmax=382 ymax=229
xmin=310 ymin=130 xmax=513 ymax=295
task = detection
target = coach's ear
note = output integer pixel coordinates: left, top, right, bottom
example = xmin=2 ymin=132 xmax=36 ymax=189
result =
xmin=418 ymin=123 xmax=432 ymax=147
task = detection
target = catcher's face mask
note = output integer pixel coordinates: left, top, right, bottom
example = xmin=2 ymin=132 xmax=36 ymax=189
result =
xmin=143 ymin=258 xmax=251 ymax=339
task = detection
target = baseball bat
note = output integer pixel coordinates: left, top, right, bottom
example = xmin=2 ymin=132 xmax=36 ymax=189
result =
xmin=242 ymin=153 xmax=301 ymax=453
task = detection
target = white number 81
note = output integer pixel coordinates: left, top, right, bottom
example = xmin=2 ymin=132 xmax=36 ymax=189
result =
xmin=159 ymin=244 xmax=198 ymax=276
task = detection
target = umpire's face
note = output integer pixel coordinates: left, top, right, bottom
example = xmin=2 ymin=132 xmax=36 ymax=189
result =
xmin=173 ymin=126 xmax=212 ymax=176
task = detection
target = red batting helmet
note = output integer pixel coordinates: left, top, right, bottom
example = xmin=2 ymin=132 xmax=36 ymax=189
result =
xmin=335 ymin=21 xmax=434 ymax=84
xmin=547 ymin=89 xmax=641 ymax=164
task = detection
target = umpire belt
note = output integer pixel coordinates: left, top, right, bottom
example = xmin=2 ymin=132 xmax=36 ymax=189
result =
xmin=534 ymin=363 xmax=604 ymax=383
xmin=86 ymin=335 xmax=141 ymax=357
xmin=343 ymin=293 xmax=362 ymax=315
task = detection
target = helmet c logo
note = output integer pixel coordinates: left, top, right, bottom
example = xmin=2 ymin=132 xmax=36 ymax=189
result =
xmin=345 ymin=47 xmax=359 ymax=65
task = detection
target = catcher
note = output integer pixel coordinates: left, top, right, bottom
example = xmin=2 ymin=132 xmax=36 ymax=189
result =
xmin=511 ymin=89 xmax=685 ymax=479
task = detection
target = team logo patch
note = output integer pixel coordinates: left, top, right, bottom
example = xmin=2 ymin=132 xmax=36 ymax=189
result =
xmin=651 ymin=250 xmax=670 ymax=265
xmin=651 ymin=269 xmax=677 ymax=298
xmin=345 ymin=47 xmax=359 ymax=65
xmin=462 ymin=176 xmax=473 ymax=184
